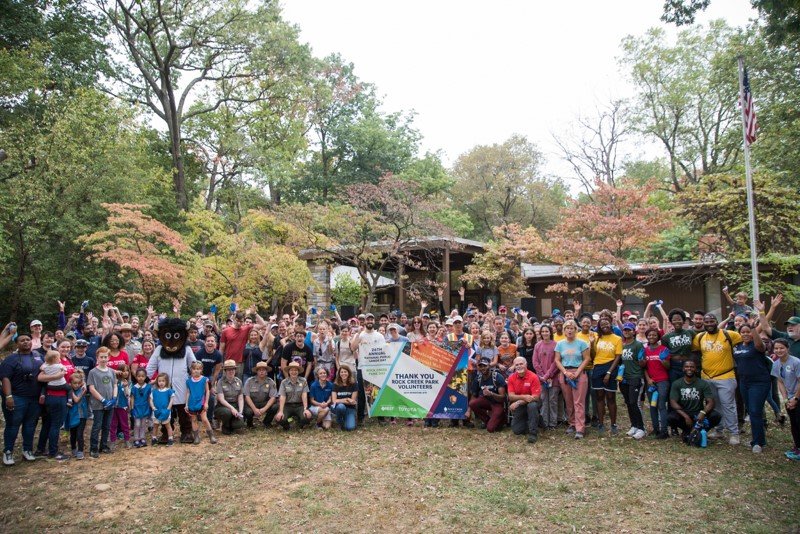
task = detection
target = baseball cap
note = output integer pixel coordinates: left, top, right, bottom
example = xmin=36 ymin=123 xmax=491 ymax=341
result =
xmin=622 ymin=322 xmax=636 ymax=331
xmin=453 ymin=315 xmax=463 ymax=323
xmin=785 ymin=316 xmax=800 ymax=325
xmin=30 ymin=320 xmax=42 ymax=327
xmin=388 ymin=323 xmax=400 ymax=331
xmin=75 ymin=339 xmax=89 ymax=347
xmin=622 ymin=311 xmax=631 ymax=317
xmin=445 ymin=318 xmax=454 ymax=326
xmin=478 ymin=356 xmax=492 ymax=366
xmin=365 ymin=313 xmax=375 ymax=319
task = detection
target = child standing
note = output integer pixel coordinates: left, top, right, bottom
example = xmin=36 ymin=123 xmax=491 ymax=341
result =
xmin=150 ymin=373 xmax=175 ymax=446
xmin=130 ymin=368 xmax=152 ymax=448
xmin=109 ymin=364 xmax=131 ymax=450
xmin=67 ymin=371 xmax=89 ymax=460
xmin=185 ymin=361 xmax=217 ymax=444
xmin=87 ymin=347 xmax=117 ymax=458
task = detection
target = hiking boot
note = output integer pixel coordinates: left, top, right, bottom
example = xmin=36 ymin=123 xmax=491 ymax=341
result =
xmin=527 ymin=434 xmax=537 ymax=444
xmin=89 ymin=450 xmax=99 ymax=459
xmin=207 ymin=430 xmax=218 ymax=444
xmin=193 ymin=431 xmax=200 ymax=445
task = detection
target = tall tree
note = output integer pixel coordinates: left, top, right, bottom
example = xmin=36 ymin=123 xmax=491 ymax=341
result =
xmin=450 ymin=135 xmax=567 ymax=239
xmin=621 ymin=22 xmax=742 ymax=192
xmin=98 ymin=0 xmax=304 ymax=211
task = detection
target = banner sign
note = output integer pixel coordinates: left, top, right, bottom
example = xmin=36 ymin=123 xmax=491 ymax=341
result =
xmin=360 ymin=338 xmax=470 ymax=419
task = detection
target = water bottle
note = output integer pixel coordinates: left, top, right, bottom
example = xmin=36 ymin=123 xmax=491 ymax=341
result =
xmin=542 ymin=380 xmax=550 ymax=390
xmin=700 ymin=429 xmax=708 ymax=448
xmin=616 ymin=364 xmax=625 ymax=382
xmin=648 ymin=385 xmax=658 ymax=407
xmin=81 ymin=300 xmax=90 ymax=309
xmin=311 ymin=307 xmax=317 ymax=315
xmin=655 ymin=299 xmax=663 ymax=306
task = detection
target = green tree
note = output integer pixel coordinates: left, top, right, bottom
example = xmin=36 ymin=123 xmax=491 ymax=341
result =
xmin=450 ymin=135 xmax=566 ymax=239
xmin=331 ymin=273 xmax=365 ymax=307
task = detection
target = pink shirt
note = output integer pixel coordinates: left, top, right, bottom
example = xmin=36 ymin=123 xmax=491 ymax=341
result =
xmin=532 ymin=340 xmax=558 ymax=381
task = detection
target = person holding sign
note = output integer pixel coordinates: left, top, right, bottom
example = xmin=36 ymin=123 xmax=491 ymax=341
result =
xmin=507 ymin=357 xmax=541 ymax=444
xmin=468 ymin=357 xmax=507 ymax=432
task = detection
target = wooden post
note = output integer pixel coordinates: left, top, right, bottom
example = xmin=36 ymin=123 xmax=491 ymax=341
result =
xmin=443 ymin=244 xmax=451 ymax=312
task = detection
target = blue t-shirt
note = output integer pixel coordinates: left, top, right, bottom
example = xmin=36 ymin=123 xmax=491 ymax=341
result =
xmin=185 ymin=376 xmax=209 ymax=411
xmin=309 ymin=380 xmax=333 ymax=404
xmin=733 ymin=342 xmax=771 ymax=383
xmin=71 ymin=355 xmax=95 ymax=377
xmin=85 ymin=335 xmax=102 ymax=360
xmin=555 ymin=339 xmax=590 ymax=368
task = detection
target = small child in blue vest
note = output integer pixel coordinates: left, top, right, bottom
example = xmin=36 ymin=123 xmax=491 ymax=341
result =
xmin=130 ymin=368 xmax=152 ymax=448
xmin=67 ymin=370 xmax=90 ymax=460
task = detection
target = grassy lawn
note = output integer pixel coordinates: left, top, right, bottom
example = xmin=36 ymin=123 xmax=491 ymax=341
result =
xmin=1 ymin=417 xmax=798 ymax=533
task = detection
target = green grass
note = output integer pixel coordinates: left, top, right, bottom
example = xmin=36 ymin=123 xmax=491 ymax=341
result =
xmin=0 ymin=419 xmax=798 ymax=533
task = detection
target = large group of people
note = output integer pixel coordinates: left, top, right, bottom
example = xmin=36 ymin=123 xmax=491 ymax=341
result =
xmin=2 ymin=285 xmax=799 ymax=466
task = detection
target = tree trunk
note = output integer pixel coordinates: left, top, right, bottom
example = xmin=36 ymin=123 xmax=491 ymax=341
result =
xmin=9 ymin=231 xmax=27 ymax=321
xmin=170 ymin=127 xmax=188 ymax=211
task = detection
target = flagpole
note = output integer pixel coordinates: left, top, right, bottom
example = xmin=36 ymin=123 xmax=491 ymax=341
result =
xmin=737 ymin=56 xmax=759 ymax=302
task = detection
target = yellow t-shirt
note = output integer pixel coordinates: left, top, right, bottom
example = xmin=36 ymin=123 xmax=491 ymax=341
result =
xmin=553 ymin=332 xmax=566 ymax=343
xmin=692 ymin=329 xmax=742 ymax=380
xmin=576 ymin=331 xmax=597 ymax=370
xmin=593 ymin=334 xmax=623 ymax=366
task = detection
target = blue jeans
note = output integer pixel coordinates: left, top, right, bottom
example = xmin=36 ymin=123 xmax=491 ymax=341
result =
xmin=3 ymin=395 xmax=41 ymax=453
xmin=648 ymin=381 xmax=669 ymax=434
xmin=43 ymin=395 xmax=68 ymax=456
xmin=90 ymin=409 xmax=112 ymax=452
xmin=333 ymin=403 xmax=356 ymax=431
xmin=740 ymin=379 xmax=770 ymax=447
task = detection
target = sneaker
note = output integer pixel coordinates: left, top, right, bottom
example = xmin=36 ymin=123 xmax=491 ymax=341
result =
xmin=566 ymin=425 xmax=576 ymax=435
xmin=785 ymin=449 xmax=800 ymax=461
xmin=707 ymin=428 xmax=722 ymax=439
xmin=22 ymin=450 xmax=36 ymax=462
xmin=89 ymin=450 xmax=99 ymax=459
xmin=166 ymin=438 xmax=174 ymax=447
xmin=597 ymin=424 xmax=606 ymax=435
xmin=626 ymin=427 xmax=637 ymax=437
xmin=100 ymin=446 xmax=112 ymax=454
xmin=33 ymin=449 xmax=45 ymax=457
xmin=633 ymin=429 xmax=647 ymax=440
xmin=574 ymin=432 xmax=584 ymax=440
xmin=729 ymin=434 xmax=740 ymax=446
xmin=752 ymin=445 xmax=763 ymax=453
xmin=75 ymin=451 xmax=85 ymax=460
xmin=527 ymin=434 xmax=537 ymax=444
xmin=71 ymin=449 xmax=78 ymax=457
xmin=151 ymin=437 xmax=158 ymax=446
xmin=2 ymin=451 xmax=13 ymax=466
xmin=52 ymin=453 xmax=68 ymax=461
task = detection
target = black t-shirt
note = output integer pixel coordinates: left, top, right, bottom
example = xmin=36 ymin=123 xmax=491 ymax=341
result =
xmin=198 ymin=349 xmax=223 ymax=378
xmin=281 ymin=343 xmax=314 ymax=371
xmin=333 ymin=383 xmax=358 ymax=402
xmin=187 ymin=339 xmax=204 ymax=355
xmin=518 ymin=344 xmax=535 ymax=372
xmin=71 ymin=355 xmax=96 ymax=376
xmin=470 ymin=370 xmax=506 ymax=402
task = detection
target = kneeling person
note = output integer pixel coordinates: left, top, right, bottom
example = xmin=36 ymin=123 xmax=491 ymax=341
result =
xmin=507 ymin=357 xmax=542 ymax=443
xmin=243 ymin=362 xmax=279 ymax=428
xmin=468 ymin=357 xmax=507 ymax=432
xmin=214 ymin=359 xmax=245 ymax=434
xmin=274 ymin=361 xmax=312 ymax=430
xmin=309 ymin=367 xmax=333 ymax=430
xmin=668 ymin=360 xmax=721 ymax=441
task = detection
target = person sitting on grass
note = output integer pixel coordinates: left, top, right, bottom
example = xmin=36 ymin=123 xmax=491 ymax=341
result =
xmin=309 ymin=366 xmax=333 ymax=430
xmin=506 ymin=356 xmax=541 ymax=444
xmin=468 ymin=357 xmax=507 ymax=433
xmin=332 ymin=365 xmax=358 ymax=431
xmin=243 ymin=361 xmax=279 ymax=429
xmin=274 ymin=361 xmax=312 ymax=430
xmin=214 ymin=359 xmax=245 ymax=435
xmin=667 ymin=360 xmax=721 ymax=442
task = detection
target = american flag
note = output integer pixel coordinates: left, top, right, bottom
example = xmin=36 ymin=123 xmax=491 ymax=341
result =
xmin=742 ymin=67 xmax=758 ymax=145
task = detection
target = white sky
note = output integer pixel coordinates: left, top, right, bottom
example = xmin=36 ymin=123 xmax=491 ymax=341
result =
xmin=281 ymin=0 xmax=756 ymax=185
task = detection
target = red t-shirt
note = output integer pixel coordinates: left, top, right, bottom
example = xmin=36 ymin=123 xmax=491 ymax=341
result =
xmin=220 ymin=324 xmax=253 ymax=364
xmin=644 ymin=344 xmax=670 ymax=383
xmin=506 ymin=370 xmax=542 ymax=398
xmin=107 ymin=351 xmax=131 ymax=371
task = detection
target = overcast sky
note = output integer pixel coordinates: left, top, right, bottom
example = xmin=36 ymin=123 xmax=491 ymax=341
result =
xmin=281 ymin=0 xmax=756 ymax=186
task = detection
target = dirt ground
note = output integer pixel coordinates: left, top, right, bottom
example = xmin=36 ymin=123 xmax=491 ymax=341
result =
xmin=0 ymin=418 xmax=798 ymax=533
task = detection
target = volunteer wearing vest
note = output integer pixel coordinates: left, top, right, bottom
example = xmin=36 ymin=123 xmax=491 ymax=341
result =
xmin=691 ymin=313 xmax=742 ymax=445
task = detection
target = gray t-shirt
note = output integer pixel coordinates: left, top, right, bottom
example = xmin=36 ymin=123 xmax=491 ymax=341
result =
xmin=87 ymin=366 xmax=117 ymax=411
xmin=772 ymin=355 xmax=800 ymax=398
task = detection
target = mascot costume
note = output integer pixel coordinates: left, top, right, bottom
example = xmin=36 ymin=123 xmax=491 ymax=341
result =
xmin=145 ymin=317 xmax=197 ymax=443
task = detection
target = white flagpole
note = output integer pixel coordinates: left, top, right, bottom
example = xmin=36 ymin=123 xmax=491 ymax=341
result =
xmin=737 ymin=56 xmax=759 ymax=302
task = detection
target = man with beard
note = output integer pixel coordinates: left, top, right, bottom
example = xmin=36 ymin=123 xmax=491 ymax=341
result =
xmin=667 ymin=360 xmax=721 ymax=439
xmin=692 ymin=313 xmax=742 ymax=445
xmin=352 ymin=313 xmax=386 ymax=422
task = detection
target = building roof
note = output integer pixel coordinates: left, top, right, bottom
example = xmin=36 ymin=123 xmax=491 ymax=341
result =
xmin=300 ymin=236 xmax=485 ymax=260
xmin=521 ymin=259 xmax=721 ymax=280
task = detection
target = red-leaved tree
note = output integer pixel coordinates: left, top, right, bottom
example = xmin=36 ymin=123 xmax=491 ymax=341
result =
xmin=78 ymin=203 xmax=195 ymax=306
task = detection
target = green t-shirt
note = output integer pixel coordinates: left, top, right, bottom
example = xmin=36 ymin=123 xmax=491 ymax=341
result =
xmin=662 ymin=329 xmax=696 ymax=360
xmin=669 ymin=377 xmax=713 ymax=414
xmin=621 ymin=340 xmax=644 ymax=379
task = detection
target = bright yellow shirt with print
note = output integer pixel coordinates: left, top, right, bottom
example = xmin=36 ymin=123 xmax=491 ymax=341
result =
xmin=576 ymin=331 xmax=597 ymax=370
xmin=691 ymin=329 xmax=742 ymax=381
xmin=593 ymin=333 xmax=623 ymax=366
xmin=553 ymin=332 xmax=566 ymax=343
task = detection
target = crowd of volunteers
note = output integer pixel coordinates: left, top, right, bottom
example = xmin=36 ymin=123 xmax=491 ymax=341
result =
xmin=2 ymin=285 xmax=799 ymax=465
